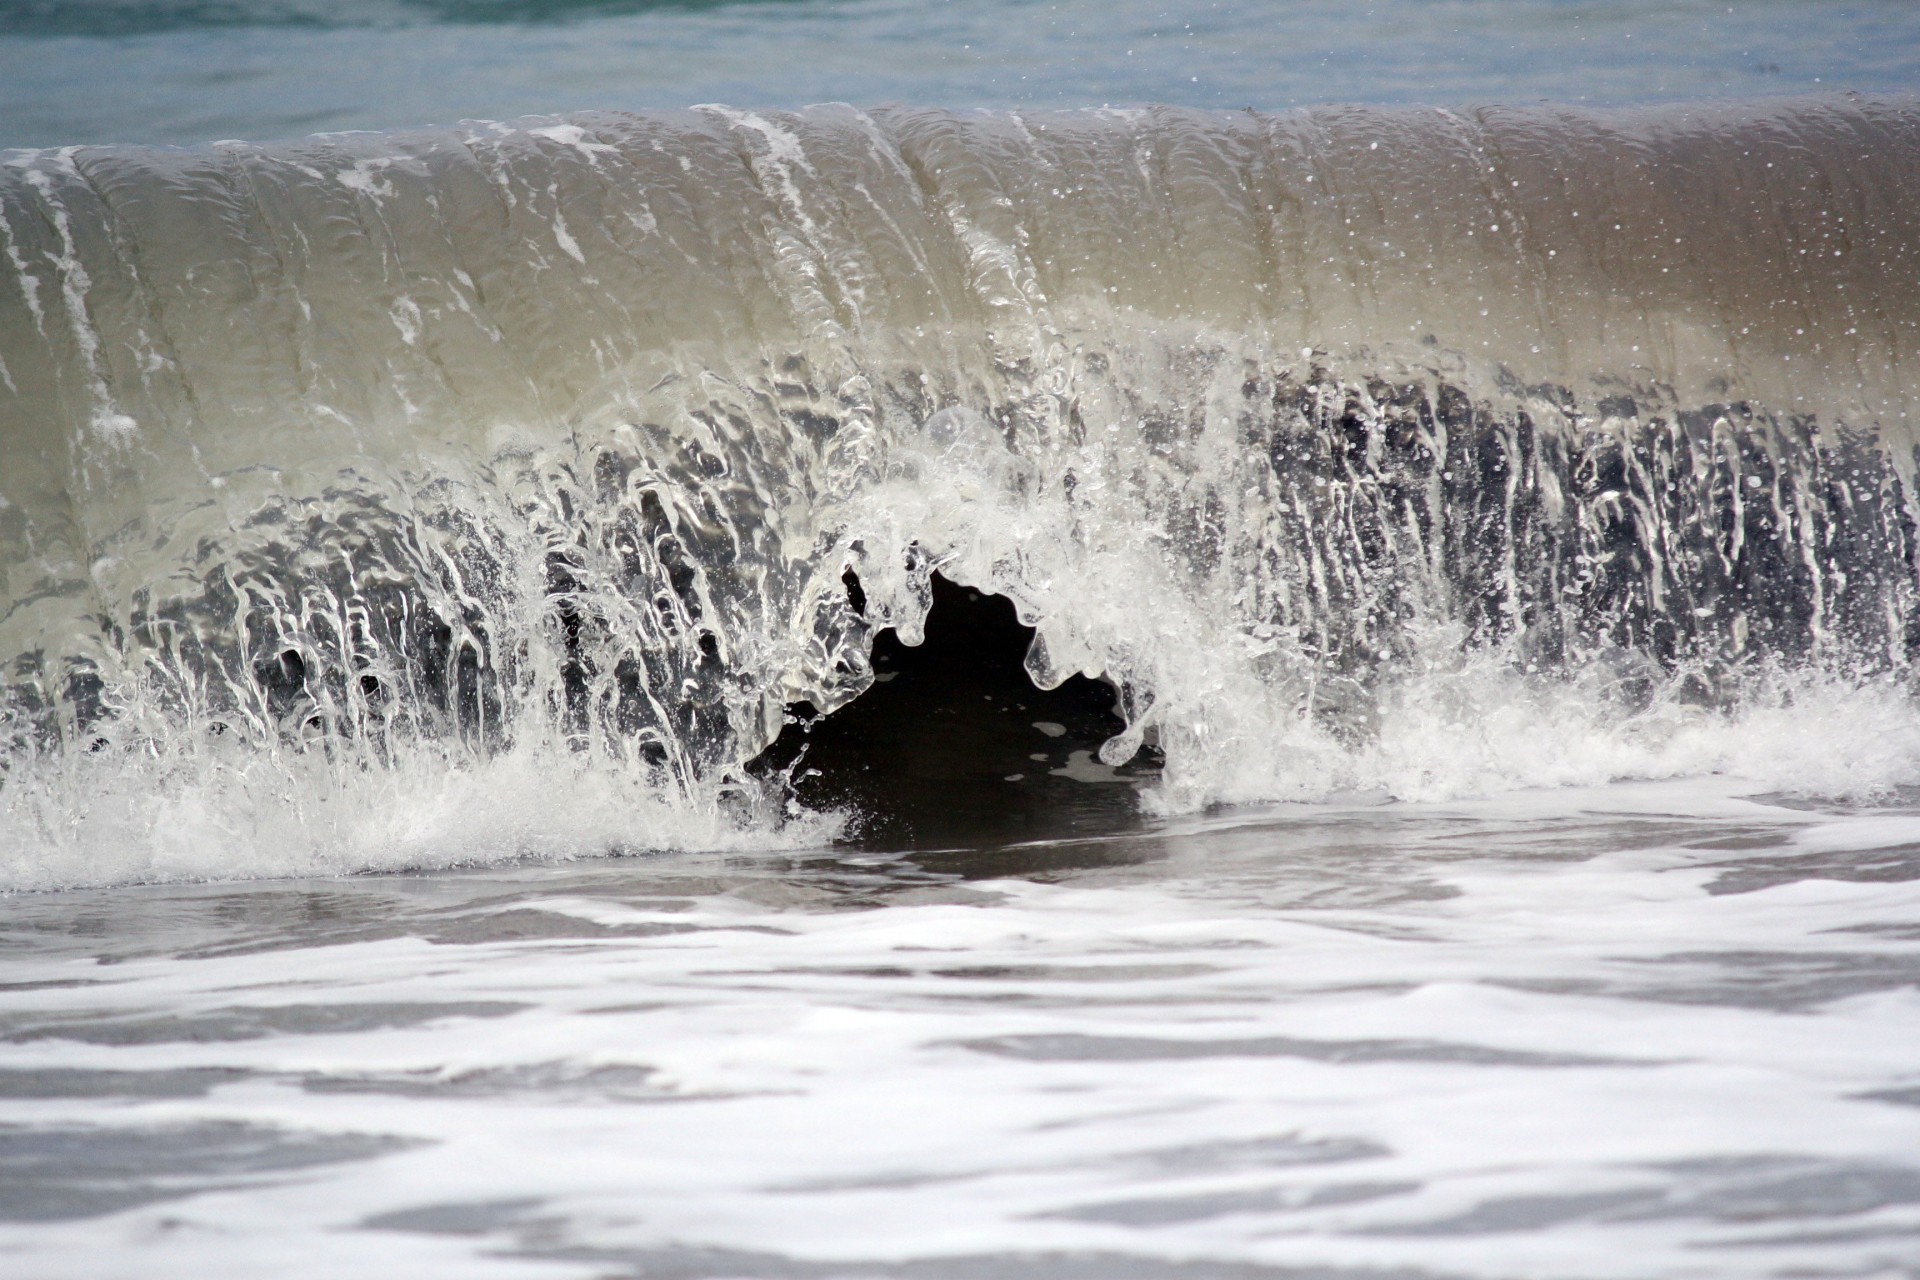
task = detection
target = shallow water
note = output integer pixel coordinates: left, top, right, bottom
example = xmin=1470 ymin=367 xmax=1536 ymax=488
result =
xmin=3 ymin=779 xmax=1920 ymax=1278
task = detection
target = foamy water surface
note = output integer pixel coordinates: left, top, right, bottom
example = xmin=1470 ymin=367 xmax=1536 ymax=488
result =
xmin=3 ymin=778 xmax=1919 ymax=1279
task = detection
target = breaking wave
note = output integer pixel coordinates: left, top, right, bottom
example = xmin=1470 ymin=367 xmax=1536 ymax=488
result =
xmin=5 ymin=95 xmax=1920 ymax=888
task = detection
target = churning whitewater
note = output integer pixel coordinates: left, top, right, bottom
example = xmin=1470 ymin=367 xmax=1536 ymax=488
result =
xmin=5 ymin=95 xmax=1920 ymax=889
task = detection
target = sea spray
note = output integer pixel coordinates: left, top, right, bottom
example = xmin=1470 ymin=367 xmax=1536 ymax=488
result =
xmin=4 ymin=97 xmax=1920 ymax=885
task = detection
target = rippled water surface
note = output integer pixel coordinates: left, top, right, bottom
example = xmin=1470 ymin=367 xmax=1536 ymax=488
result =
xmin=5 ymin=0 xmax=1920 ymax=147
xmin=4 ymin=781 xmax=1919 ymax=1278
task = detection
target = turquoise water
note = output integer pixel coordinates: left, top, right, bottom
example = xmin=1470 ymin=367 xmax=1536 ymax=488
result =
xmin=4 ymin=0 xmax=1920 ymax=148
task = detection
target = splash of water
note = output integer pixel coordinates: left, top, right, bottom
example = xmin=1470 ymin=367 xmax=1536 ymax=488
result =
xmin=3 ymin=96 xmax=1920 ymax=887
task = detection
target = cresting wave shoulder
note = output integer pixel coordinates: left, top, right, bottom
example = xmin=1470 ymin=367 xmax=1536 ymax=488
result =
xmin=3 ymin=96 xmax=1920 ymax=887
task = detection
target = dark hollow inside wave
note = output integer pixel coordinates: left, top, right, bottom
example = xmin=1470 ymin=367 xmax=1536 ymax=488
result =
xmin=751 ymin=575 xmax=1158 ymax=850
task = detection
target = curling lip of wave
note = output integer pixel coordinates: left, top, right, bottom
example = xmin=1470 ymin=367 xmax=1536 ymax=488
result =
xmin=3 ymin=94 xmax=1920 ymax=887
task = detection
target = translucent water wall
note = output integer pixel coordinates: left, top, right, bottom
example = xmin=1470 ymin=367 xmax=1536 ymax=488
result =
xmin=4 ymin=96 xmax=1920 ymax=887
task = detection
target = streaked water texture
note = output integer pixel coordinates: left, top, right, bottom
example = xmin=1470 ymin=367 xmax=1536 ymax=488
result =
xmin=3 ymin=782 xmax=1919 ymax=1278
xmin=5 ymin=18 xmax=1920 ymax=1274
xmin=7 ymin=96 xmax=1920 ymax=888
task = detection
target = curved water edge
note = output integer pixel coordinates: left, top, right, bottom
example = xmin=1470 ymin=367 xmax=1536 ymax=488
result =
xmin=4 ymin=94 xmax=1920 ymax=889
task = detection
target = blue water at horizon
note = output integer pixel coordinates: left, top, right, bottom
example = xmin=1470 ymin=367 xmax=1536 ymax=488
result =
xmin=4 ymin=0 xmax=1919 ymax=150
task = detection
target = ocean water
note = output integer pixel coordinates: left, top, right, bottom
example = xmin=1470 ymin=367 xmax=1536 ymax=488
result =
xmin=3 ymin=783 xmax=1920 ymax=1279
xmin=6 ymin=0 xmax=1920 ymax=148
xmin=5 ymin=2 xmax=1920 ymax=1276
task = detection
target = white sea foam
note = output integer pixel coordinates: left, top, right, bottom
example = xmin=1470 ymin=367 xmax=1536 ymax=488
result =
xmin=0 ymin=736 xmax=838 ymax=893
xmin=2 ymin=780 xmax=1917 ymax=1277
